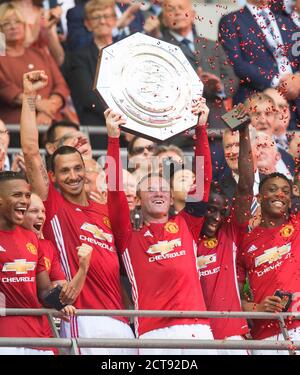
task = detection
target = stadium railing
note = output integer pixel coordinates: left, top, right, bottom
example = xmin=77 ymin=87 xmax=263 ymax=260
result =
xmin=1 ymin=309 xmax=300 ymax=355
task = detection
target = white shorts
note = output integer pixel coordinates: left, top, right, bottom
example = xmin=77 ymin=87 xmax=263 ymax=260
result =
xmin=217 ymin=335 xmax=250 ymax=355
xmin=0 ymin=348 xmax=54 ymax=355
xmin=138 ymin=323 xmax=217 ymax=355
xmin=252 ymin=326 xmax=300 ymax=355
xmin=60 ymin=315 xmax=137 ymax=355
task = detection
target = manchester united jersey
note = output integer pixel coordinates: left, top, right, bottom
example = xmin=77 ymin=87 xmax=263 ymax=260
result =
xmin=197 ymin=216 xmax=249 ymax=339
xmin=38 ymin=239 xmax=65 ymax=282
xmin=0 ymin=226 xmax=48 ymax=339
xmin=107 ymin=125 xmax=212 ymax=337
xmin=43 ymin=182 xmax=126 ymax=320
xmin=237 ymin=214 xmax=300 ymax=339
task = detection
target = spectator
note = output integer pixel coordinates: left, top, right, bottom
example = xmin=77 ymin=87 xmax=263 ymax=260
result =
xmin=84 ymin=157 xmax=107 ymax=204
xmin=219 ymin=0 xmax=300 ymax=129
xmin=66 ymin=0 xmax=145 ymax=51
xmin=171 ymin=168 xmax=194 ymax=213
xmin=56 ymin=129 xmax=92 ymax=159
xmin=292 ymin=168 xmax=300 ymax=213
xmin=154 ymin=144 xmax=184 ymax=165
xmin=0 ymin=118 xmax=10 ymax=171
xmin=66 ymin=0 xmax=116 ymax=142
xmin=127 ymin=136 xmax=157 ymax=181
xmin=12 ymin=0 xmax=65 ymax=66
xmin=264 ymin=88 xmax=291 ymax=151
xmin=20 ymin=70 xmax=136 ymax=355
xmin=289 ymin=132 xmax=300 ymax=162
xmin=44 ymin=120 xmax=80 ymax=155
xmin=0 ymin=2 xmax=70 ymax=125
xmin=161 ymin=0 xmax=238 ymax=129
xmin=254 ymin=131 xmax=293 ymax=179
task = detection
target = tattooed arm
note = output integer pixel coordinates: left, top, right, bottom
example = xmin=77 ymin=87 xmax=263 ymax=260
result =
xmin=21 ymin=71 xmax=50 ymax=200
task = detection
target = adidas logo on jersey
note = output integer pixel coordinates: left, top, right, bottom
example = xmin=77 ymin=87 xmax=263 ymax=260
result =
xmin=75 ymin=208 xmax=82 ymax=212
xmin=144 ymin=230 xmax=153 ymax=238
xmin=0 ymin=245 xmax=6 ymax=252
xmin=247 ymin=245 xmax=257 ymax=253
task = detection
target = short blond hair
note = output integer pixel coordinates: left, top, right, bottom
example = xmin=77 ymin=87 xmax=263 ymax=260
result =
xmin=0 ymin=2 xmax=25 ymax=25
xmin=84 ymin=0 xmax=116 ymax=19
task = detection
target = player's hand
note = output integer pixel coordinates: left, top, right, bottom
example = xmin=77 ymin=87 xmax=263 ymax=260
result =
xmin=143 ymin=15 xmax=161 ymax=37
xmin=257 ymin=296 xmax=283 ymax=313
xmin=89 ymin=190 xmax=107 ymax=204
xmin=192 ymin=97 xmax=209 ymax=126
xmin=59 ymin=281 xmax=77 ymax=305
xmin=23 ymin=70 xmax=48 ymax=95
xmin=104 ymin=108 xmax=126 ymax=138
xmin=57 ymin=305 xmax=76 ymax=322
xmin=77 ymin=243 xmax=93 ymax=273
xmin=11 ymin=153 xmax=26 ymax=173
xmin=116 ymin=3 xmax=141 ymax=29
xmin=278 ymin=73 xmax=300 ymax=101
xmin=36 ymin=112 xmax=53 ymax=126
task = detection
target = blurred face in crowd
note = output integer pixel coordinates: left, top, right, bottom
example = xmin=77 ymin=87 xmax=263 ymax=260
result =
xmin=259 ymin=177 xmax=291 ymax=219
xmin=248 ymin=99 xmax=276 ymax=136
xmin=123 ymin=169 xmax=138 ymax=211
xmin=138 ymin=175 xmax=171 ymax=221
xmin=85 ymin=6 xmax=116 ymax=40
xmin=0 ymin=120 xmax=9 ymax=152
xmin=201 ymin=192 xmax=227 ymax=238
xmin=45 ymin=125 xmax=79 ymax=155
xmin=223 ymin=130 xmax=240 ymax=174
xmin=162 ymin=0 xmax=195 ymax=35
xmin=293 ymin=173 xmax=300 ymax=198
xmin=289 ymin=133 xmax=300 ymax=160
xmin=0 ymin=179 xmax=31 ymax=230
xmin=171 ymin=169 xmax=194 ymax=205
xmin=296 ymin=0 xmax=300 ymax=13
xmin=0 ymin=8 xmax=25 ymax=45
xmin=264 ymin=89 xmax=290 ymax=136
xmin=129 ymin=138 xmax=156 ymax=172
xmin=255 ymin=133 xmax=280 ymax=173
xmin=58 ymin=131 xmax=92 ymax=159
xmin=51 ymin=152 xmax=86 ymax=199
xmin=22 ymin=193 xmax=46 ymax=238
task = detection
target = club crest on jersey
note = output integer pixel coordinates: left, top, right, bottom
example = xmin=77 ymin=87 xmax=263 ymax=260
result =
xmin=197 ymin=254 xmax=217 ymax=269
xmin=203 ymin=238 xmax=218 ymax=249
xmin=103 ymin=216 xmax=111 ymax=229
xmin=255 ymin=243 xmax=291 ymax=267
xmin=280 ymin=225 xmax=295 ymax=238
xmin=147 ymin=239 xmax=181 ymax=255
xmin=164 ymin=222 xmax=179 ymax=234
xmin=26 ymin=243 xmax=37 ymax=255
xmin=44 ymin=257 xmax=51 ymax=272
xmin=2 ymin=259 xmax=36 ymax=274
xmin=81 ymin=222 xmax=113 ymax=243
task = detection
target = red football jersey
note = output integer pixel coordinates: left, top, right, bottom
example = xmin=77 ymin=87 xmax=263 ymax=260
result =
xmin=107 ymin=126 xmax=212 ymax=337
xmin=197 ymin=216 xmax=249 ymax=339
xmin=0 ymin=226 xmax=48 ymax=339
xmin=38 ymin=239 xmax=65 ymax=282
xmin=237 ymin=214 xmax=300 ymax=339
xmin=43 ymin=183 xmax=126 ymax=320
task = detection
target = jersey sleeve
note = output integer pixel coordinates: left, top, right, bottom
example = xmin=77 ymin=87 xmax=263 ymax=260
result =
xmin=106 ymin=137 xmax=132 ymax=252
xmin=49 ymin=242 xmax=66 ymax=281
xmin=180 ymin=125 xmax=212 ymax=240
xmin=43 ymin=179 xmax=64 ymax=220
xmin=36 ymin=244 xmax=47 ymax=275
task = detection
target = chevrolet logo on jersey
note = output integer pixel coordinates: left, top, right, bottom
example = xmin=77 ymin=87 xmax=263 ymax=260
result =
xmin=255 ymin=243 xmax=291 ymax=267
xmin=147 ymin=239 xmax=181 ymax=255
xmin=197 ymin=254 xmax=217 ymax=269
xmin=2 ymin=259 xmax=36 ymax=274
xmin=81 ymin=223 xmax=113 ymax=243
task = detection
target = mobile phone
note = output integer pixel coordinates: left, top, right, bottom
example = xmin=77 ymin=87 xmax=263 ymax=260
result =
xmin=274 ymin=290 xmax=293 ymax=312
xmin=43 ymin=285 xmax=67 ymax=310
xmin=221 ymin=106 xmax=251 ymax=131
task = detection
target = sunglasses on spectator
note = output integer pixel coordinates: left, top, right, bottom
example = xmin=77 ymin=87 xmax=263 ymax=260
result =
xmin=131 ymin=144 xmax=156 ymax=155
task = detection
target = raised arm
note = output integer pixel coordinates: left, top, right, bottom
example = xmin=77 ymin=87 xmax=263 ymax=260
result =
xmin=20 ymin=71 xmax=50 ymax=201
xmin=105 ymin=109 xmax=133 ymax=251
xmin=233 ymin=107 xmax=254 ymax=224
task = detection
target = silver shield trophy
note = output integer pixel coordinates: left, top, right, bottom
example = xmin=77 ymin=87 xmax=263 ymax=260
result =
xmin=93 ymin=32 xmax=203 ymax=141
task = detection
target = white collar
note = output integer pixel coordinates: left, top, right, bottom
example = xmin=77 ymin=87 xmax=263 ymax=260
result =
xmin=169 ymin=30 xmax=194 ymax=44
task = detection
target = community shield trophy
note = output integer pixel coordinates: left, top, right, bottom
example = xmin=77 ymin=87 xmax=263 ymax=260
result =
xmin=93 ymin=32 xmax=203 ymax=142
